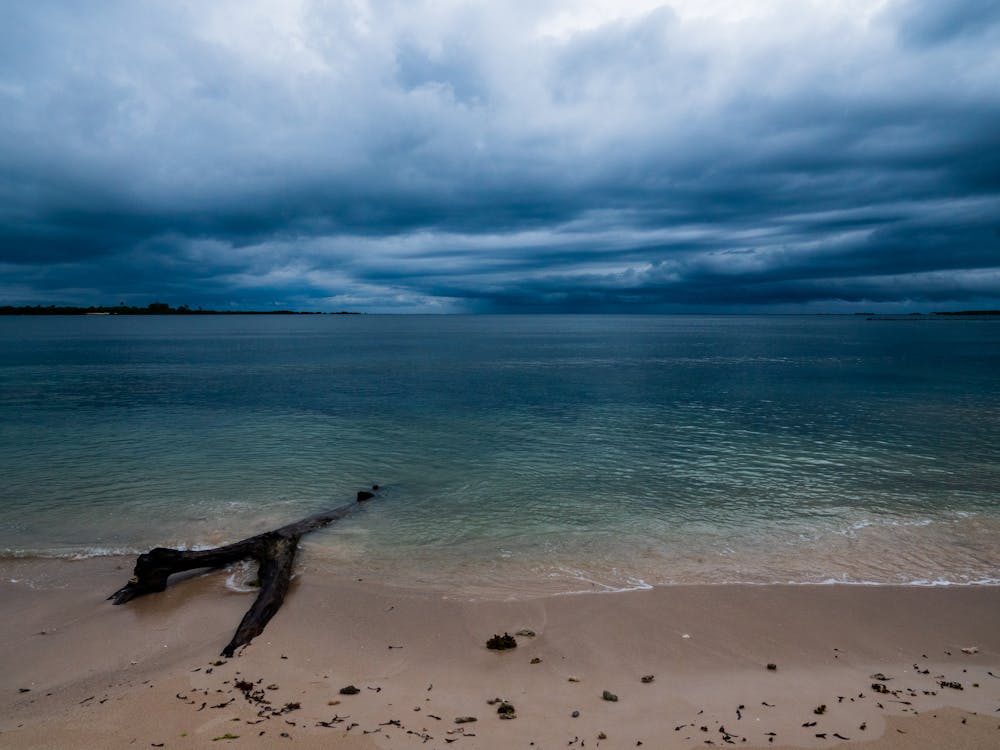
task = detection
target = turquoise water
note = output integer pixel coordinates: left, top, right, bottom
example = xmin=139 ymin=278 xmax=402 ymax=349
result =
xmin=1 ymin=315 xmax=998 ymax=595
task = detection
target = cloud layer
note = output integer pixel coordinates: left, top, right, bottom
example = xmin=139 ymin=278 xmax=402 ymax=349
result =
xmin=1 ymin=0 xmax=998 ymax=311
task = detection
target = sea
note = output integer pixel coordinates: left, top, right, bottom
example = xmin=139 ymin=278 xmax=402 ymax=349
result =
xmin=1 ymin=314 xmax=998 ymax=597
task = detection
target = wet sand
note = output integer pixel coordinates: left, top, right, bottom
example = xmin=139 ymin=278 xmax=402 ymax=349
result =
xmin=2 ymin=556 xmax=999 ymax=749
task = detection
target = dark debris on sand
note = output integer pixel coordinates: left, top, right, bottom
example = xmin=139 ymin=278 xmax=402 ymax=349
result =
xmin=486 ymin=633 xmax=518 ymax=650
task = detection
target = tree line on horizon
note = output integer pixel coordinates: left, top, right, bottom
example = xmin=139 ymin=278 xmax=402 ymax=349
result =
xmin=0 ymin=302 xmax=358 ymax=315
xmin=0 ymin=303 xmax=996 ymax=317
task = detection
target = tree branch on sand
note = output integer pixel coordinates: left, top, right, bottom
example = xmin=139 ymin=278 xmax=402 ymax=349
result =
xmin=109 ymin=487 xmax=379 ymax=657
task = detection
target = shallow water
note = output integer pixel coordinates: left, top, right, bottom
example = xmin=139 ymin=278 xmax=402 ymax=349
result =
xmin=1 ymin=314 xmax=998 ymax=595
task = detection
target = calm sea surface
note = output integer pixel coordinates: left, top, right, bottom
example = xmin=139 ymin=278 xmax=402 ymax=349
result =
xmin=1 ymin=315 xmax=998 ymax=596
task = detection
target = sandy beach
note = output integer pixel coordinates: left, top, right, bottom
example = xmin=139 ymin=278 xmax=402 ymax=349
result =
xmin=2 ymin=556 xmax=998 ymax=749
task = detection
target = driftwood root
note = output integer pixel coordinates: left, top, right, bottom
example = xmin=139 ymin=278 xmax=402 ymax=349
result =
xmin=109 ymin=487 xmax=379 ymax=656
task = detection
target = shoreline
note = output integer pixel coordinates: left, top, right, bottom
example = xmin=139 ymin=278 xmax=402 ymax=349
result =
xmin=3 ymin=556 xmax=999 ymax=749
xmin=7 ymin=501 xmax=1000 ymax=599
xmin=6 ymin=547 xmax=1000 ymax=601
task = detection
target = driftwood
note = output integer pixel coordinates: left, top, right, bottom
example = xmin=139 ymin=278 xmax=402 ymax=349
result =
xmin=109 ymin=487 xmax=378 ymax=657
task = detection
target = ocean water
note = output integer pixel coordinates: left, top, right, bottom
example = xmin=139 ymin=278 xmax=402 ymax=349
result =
xmin=1 ymin=314 xmax=998 ymax=596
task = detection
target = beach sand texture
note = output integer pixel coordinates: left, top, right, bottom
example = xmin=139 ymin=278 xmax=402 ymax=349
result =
xmin=2 ymin=557 xmax=999 ymax=749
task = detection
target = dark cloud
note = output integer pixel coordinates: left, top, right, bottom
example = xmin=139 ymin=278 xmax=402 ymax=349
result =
xmin=0 ymin=0 xmax=998 ymax=312
xmin=893 ymin=0 xmax=1000 ymax=46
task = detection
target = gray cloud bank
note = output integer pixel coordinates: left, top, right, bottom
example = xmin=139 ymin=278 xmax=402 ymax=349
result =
xmin=1 ymin=0 xmax=998 ymax=312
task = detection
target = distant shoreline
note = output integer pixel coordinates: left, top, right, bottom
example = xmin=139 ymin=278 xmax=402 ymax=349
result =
xmin=2 ymin=305 xmax=998 ymax=317
xmin=0 ymin=304 xmax=360 ymax=316
xmin=865 ymin=310 xmax=1000 ymax=320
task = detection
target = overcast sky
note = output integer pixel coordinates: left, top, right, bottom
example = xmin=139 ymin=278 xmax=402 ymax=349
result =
xmin=1 ymin=0 xmax=998 ymax=312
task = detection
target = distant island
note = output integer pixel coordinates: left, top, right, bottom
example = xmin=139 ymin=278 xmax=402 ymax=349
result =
xmin=864 ymin=310 xmax=1000 ymax=320
xmin=931 ymin=310 xmax=1000 ymax=316
xmin=0 ymin=303 xmax=360 ymax=316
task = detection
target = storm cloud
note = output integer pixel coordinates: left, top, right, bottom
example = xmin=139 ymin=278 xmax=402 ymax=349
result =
xmin=1 ymin=0 xmax=998 ymax=311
